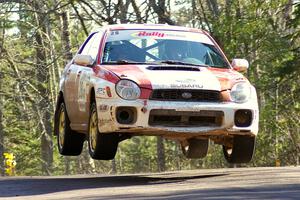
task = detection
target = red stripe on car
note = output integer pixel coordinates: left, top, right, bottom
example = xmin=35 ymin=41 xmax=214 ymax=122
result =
xmin=101 ymin=65 xmax=152 ymax=89
xmin=93 ymin=65 xmax=120 ymax=84
xmin=207 ymin=67 xmax=247 ymax=90
xmin=100 ymin=65 xmax=153 ymax=99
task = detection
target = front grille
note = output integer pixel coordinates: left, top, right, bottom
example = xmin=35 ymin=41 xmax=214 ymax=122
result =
xmin=150 ymin=89 xmax=221 ymax=102
xmin=149 ymin=109 xmax=224 ymax=127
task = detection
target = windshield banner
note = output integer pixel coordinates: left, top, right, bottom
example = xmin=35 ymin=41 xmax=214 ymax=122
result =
xmin=107 ymin=29 xmax=214 ymax=44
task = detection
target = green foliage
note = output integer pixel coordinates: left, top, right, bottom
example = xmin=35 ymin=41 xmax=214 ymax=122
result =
xmin=0 ymin=0 xmax=299 ymax=176
xmin=116 ymin=137 xmax=158 ymax=173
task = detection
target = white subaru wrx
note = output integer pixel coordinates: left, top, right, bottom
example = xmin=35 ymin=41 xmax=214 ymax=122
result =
xmin=54 ymin=24 xmax=259 ymax=163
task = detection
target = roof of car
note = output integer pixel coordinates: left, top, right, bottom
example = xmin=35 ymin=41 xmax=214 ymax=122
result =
xmin=104 ymin=24 xmax=206 ymax=34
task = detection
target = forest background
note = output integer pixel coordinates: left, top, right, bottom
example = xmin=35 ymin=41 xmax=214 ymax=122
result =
xmin=0 ymin=0 xmax=299 ymax=176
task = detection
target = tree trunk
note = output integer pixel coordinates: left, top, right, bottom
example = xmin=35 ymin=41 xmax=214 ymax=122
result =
xmin=225 ymin=0 xmax=232 ymax=17
xmin=118 ymin=0 xmax=131 ymax=23
xmin=32 ymin=1 xmax=53 ymax=175
xmin=149 ymin=0 xmax=176 ymax=25
xmin=206 ymin=0 xmax=220 ymax=19
xmin=0 ymin=3 xmax=6 ymax=177
xmin=156 ymin=137 xmax=166 ymax=172
xmin=61 ymin=11 xmax=73 ymax=63
xmin=64 ymin=157 xmax=71 ymax=175
xmin=45 ymin=14 xmax=59 ymax=110
xmin=197 ymin=0 xmax=212 ymax=33
xmin=71 ymin=1 xmax=89 ymax=36
xmin=175 ymin=142 xmax=181 ymax=170
xmin=111 ymin=159 xmax=117 ymax=174
xmin=0 ymin=71 xmax=4 ymax=176
xmin=79 ymin=144 xmax=95 ymax=174
xmin=283 ymin=0 xmax=293 ymax=28
xmin=131 ymin=0 xmax=143 ymax=23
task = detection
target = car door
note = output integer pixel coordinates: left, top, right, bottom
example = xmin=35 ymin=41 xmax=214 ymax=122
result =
xmin=64 ymin=64 xmax=80 ymax=117
xmin=64 ymin=33 xmax=97 ymax=126
xmin=75 ymin=31 xmax=103 ymax=126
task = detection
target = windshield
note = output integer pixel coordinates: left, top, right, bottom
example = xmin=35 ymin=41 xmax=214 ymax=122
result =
xmin=102 ymin=29 xmax=230 ymax=68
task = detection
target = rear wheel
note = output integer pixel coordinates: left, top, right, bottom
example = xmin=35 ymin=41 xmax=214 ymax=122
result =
xmin=88 ymin=102 xmax=119 ymax=160
xmin=223 ymin=135 xmax=256 ymax=163
xmin=56 ymin=102 xmax=85 ymax=155
xmin=181 ymin=138 xmax=209 ymax=158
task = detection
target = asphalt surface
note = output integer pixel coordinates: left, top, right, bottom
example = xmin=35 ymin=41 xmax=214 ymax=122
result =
xmin=0 ymin=167 xmax=299 ymax=200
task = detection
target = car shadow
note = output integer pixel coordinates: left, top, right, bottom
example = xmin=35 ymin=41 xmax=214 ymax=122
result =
xmin=0 ymin=173 xmax=227 ymax=197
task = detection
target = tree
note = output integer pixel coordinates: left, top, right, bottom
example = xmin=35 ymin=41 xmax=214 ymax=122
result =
xmin=0 ymin=71 xmax=4 ymax=176
xmin=30 ymin=0 xmax=53 ymax=175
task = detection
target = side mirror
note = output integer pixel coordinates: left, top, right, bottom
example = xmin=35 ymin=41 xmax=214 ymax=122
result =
xmin=232 ymin=59 xmax=249 ymax=72
xmin=73 ymin=54 xmax=94 ymax=66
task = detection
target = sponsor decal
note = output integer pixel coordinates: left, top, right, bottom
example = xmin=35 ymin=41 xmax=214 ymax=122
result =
xmin=96 ymin=88 xmax=106 ymax=95
xmin=131 ymin=31 xmax=187 ymax=39
xmin=96 ymin=86 xmax=113 ymax=98
xmin=106 ymin=86 xmax=112 ymax=97
xmin=132 ymin=31 xmax=165 ymax=38
xmin=99 ymin=104 xmax=109 ymax=112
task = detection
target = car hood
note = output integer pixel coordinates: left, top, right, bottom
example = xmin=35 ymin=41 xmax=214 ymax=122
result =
xmin=102 ymin=65 xmax=247 ymax=91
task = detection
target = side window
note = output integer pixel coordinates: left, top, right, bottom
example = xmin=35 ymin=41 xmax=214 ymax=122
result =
xmin=79 ymin=32 xmax=103 ymax=62
xmin=80 ymin=33 xmax=96 ymax=55
xmin=88 ymin=32 xmax=102 ymax=60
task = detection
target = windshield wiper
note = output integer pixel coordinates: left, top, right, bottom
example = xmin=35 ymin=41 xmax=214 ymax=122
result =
xmin=157 ymin=60 xmax=209 ymax=67
xmin=102 ymin=60 xmax=158 ymax=65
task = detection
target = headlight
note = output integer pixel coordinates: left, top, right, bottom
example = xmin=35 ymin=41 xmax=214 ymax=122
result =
xmin=116 ymin=79 xmax=141 ymax=100
xmin=230 ymin=82 xmax=251 ymax=103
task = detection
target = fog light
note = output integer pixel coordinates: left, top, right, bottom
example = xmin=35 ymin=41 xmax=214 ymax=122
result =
xmin=116 ymin=107 xmax=136 ymax=124
xmin=234 ymin=109 xmax=252 ymax=127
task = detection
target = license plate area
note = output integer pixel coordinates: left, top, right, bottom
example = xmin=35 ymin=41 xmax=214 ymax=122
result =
xmin=148 ymin=109 xmax=224 ymax=127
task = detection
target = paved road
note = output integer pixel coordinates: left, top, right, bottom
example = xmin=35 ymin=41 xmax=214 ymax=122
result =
xmin=0 ymin=167 xmax=299 ymax=199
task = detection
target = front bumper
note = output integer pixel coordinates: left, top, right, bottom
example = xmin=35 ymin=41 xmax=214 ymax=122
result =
xmin=96 ymin=98 xmax=259 ymax=137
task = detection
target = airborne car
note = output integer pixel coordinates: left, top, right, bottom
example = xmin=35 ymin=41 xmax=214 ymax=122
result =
xmin=54 ymin=24 xmax=259 ymax=163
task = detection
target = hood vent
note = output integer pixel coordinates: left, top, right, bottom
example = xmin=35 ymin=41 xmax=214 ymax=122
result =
xmin=147 ymin=66 xmax=200 ymax=71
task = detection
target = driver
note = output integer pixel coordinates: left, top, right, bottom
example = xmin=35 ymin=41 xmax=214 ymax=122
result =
xmin=164 ymin=40 xmax=188 ymax=60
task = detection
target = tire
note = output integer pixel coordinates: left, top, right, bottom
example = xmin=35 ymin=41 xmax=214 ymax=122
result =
xmin=223 ymin=135 xmax=256 ymax=163
xmin=56 ymin=102 xmax=85 ymax=156
xmin=181 ymin=138 xmax=209 ymax=159
xmin=88 ymin=102 xmax=119 ymax=160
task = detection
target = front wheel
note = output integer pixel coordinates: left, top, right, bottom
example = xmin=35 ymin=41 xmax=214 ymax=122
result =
xmin=88 ymin=102 xmax=119 ymax=160
xmin=223 ymin=135 xmax=256 ymax=163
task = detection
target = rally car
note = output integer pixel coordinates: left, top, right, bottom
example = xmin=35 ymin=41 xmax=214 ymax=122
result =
xmin=54 ymin=24 xmax=259 ymax=163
